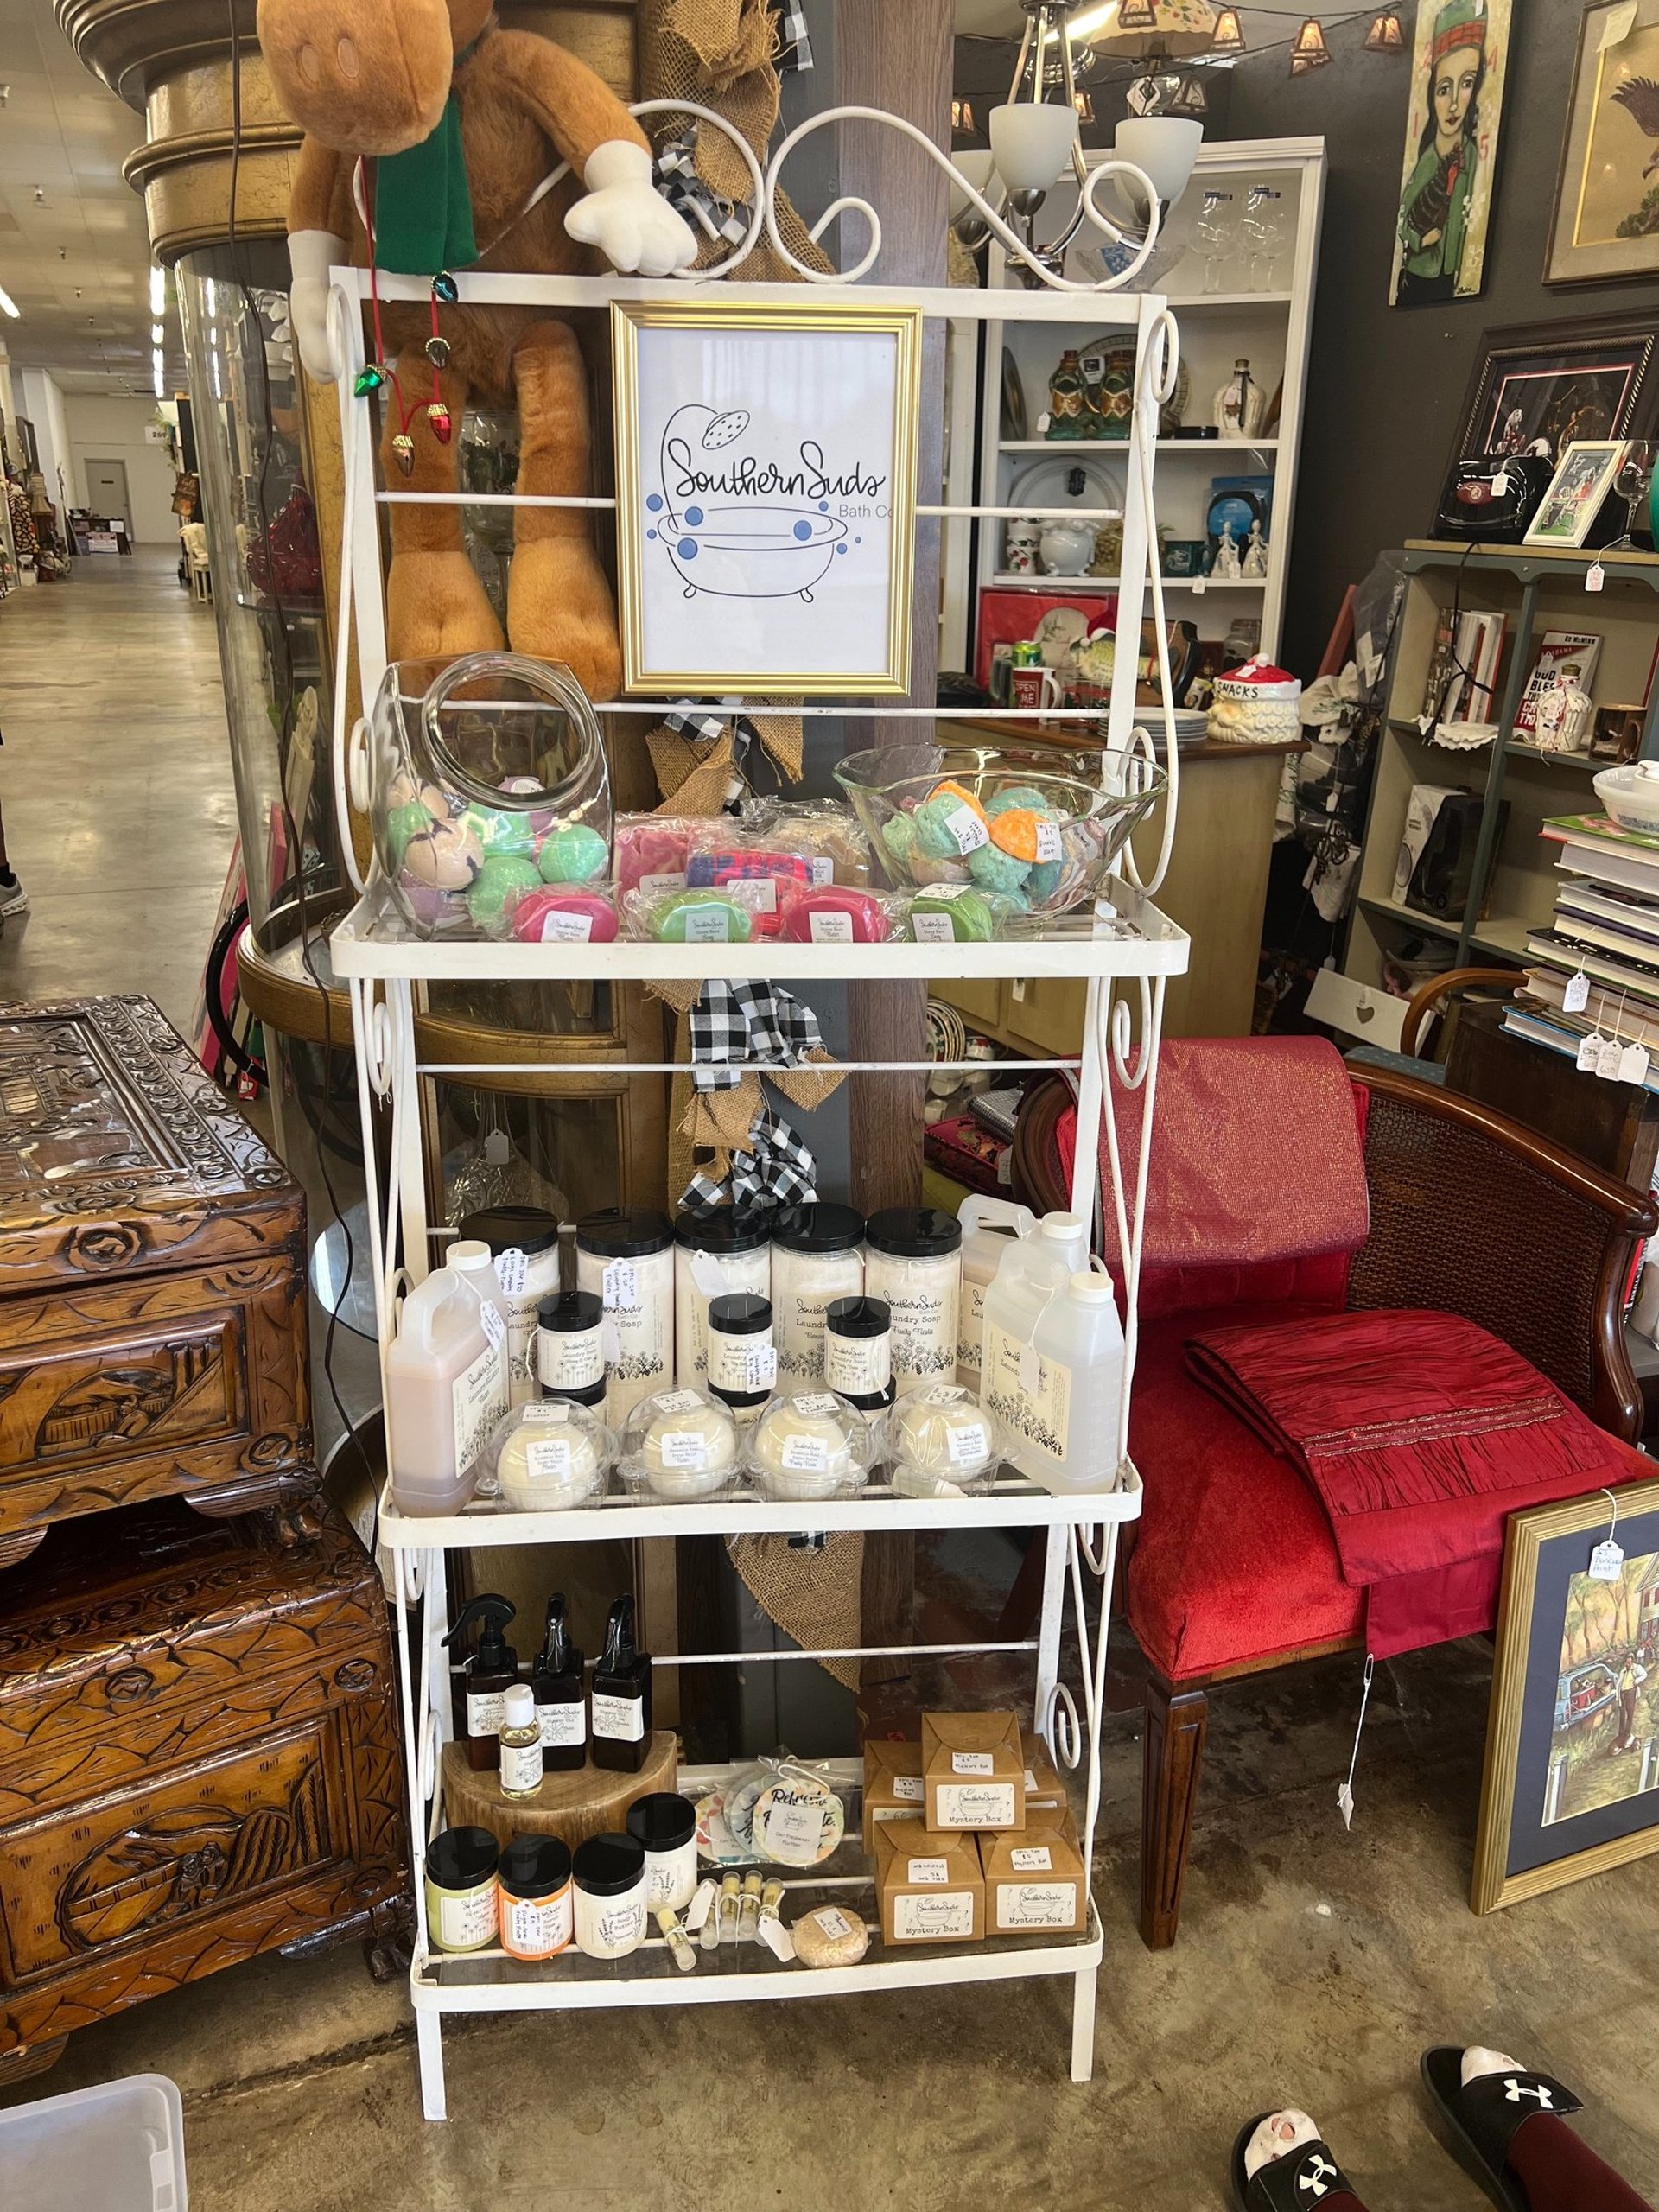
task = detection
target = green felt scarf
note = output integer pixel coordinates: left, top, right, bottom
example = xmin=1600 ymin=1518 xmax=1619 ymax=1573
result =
xmin=372 ymin=95 xmax=478 ymax=276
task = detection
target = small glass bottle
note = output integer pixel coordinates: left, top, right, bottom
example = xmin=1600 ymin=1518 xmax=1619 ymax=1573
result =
xmin=497 ymin=1682 xmax=544 ymax=1802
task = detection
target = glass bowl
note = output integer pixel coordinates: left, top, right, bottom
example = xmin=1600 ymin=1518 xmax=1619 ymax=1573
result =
xmin=834 ymin=744 xmax=1165 ymax=918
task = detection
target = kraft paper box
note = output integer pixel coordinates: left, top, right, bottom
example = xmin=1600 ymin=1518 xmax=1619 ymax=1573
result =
xmin=1021 ymin=1731 xmax=1067 ymax=1818
xmin=977 ymin=1818 xmax=1088 ymax=1937
xmin=873 ymin=1818 xmax=984 ymax=1946
xmin=921 ymin=1710 xmax=1027 ymax=1833
xmin=861 ymin=1738 xmax=925 ymax=1853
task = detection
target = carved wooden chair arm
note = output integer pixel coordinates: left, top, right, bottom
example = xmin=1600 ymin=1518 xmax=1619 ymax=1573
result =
xmin=1399 ymin=966 xmax=1526 ymax=1060
xmin=1349 ymin=1065 xmax=1657 ymax=1440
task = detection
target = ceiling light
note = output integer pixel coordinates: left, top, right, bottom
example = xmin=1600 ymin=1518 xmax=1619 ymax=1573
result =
xmin=1290 ymin=17 xmax=1333 ymax=72
xmin=0 ymin=287 xmax=18 ymax=320
xmin=149 ymin=266 xmax=165 ymax=315
xmin=152 ymin=346 xmax=164 ymax=397
xmin=1210 ymin=8 xmax=1245 ymax=52
xmin=1363 ymin=10 xmax=1405 ymax=51
xmin=151 ymin=321 xmax=164 ymax=344
xmin=1070 ymin=0 xmax=1219 ymax=55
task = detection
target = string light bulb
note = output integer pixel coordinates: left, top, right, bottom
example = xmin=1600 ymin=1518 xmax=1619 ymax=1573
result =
xmin=1363 ymin=10 xmax=1405 ymax=51
xmin=1289 ymin=17 xmax=1333 ymax=73
xmin=1209 ymin=8 xmax=1246 ymax=53
xmin=950 ymin=99 xmax=976 ymax=133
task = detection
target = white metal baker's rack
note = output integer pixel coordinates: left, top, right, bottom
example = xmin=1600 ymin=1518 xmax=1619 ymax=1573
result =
xmin=327 ymin=112 xmax=1190 ymax=2120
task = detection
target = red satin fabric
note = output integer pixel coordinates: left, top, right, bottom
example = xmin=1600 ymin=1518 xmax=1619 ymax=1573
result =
xmin=1184 ymin=1308 xmax=1648 ymax=1657
xmin=1052 ymin=1036 xmax=1371 ymax=1294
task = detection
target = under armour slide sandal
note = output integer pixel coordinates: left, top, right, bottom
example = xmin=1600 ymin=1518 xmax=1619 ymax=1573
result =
xmin=1420 ymin=2046 xmax=1584 ymax=2212
xmin=1230 ymin=2113 xmax=1357 ymax=2210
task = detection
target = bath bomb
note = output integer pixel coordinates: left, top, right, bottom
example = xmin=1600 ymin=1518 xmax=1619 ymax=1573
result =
xmin=966 ymin=842 xmax=1032 ymax=896
xmin=402 ymin=817 xmax=484 ymax=891
xmin=892 ymin=1384 xmax=997 ymax=1482
xmin=461 ymin=802 xmax=537 ymax=861
xmin=538 ymin=822 xmax=609 ymax=885
xmin=988 ymin=806 xmax=1061 ymax=865
xmin=397 ymin=868 xmax=462 ymax=931
xmin=881 ymin=812 xmax=919 ymax=868
xmin=385 ymin=798 xmax=432 ymax=868
xmin=1024 ymin=858 xmax=1065 ymax=904
xmin=636 ymin=1389 xmax=740 ymax=1499
xmin=466 ymin=855 xmax=542 ymax=937
xmin=750 ymin=1389 xmax=865 ymax=1500
xmin=491 ymin=1402 xmax=609 ymax=1512
xmin=915 ymin=793 xmax=989 ymax=862
xmin=986 ymin=785 xmax=1050 ymax=817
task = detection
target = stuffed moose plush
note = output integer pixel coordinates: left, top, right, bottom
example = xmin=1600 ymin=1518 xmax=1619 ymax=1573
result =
xmin=257 ymin=0 xmax=697 ymax=695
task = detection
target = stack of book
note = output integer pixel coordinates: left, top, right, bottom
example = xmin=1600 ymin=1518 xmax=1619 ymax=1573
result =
xmin=1508 ymin=814 xmax=1659 ymax=1092
xmin=1423 ymin=607 xmax=1509 ymax=748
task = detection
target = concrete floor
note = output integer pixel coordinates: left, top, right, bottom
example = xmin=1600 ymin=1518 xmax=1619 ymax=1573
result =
xmin=2 ymin=557 xmax=1658 ymax=2209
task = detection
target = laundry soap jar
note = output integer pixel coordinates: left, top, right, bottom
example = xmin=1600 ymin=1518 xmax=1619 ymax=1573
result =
xmin=575 ymin=1207 xmax=675 ymax=1427
xmin=674 ymin=1206 xmax=773 ymax=1385
xmin=772 ymin=1203 xmax=865 ymax=1382
xmin=456 ymin=1205 xmax=560 ymax=1405
xmin=863 ymin=1208 xmax=963 ymax=1395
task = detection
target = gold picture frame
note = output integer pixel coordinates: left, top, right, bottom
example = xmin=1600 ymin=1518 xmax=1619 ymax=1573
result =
xmin=1471 ymin=1478 xmax=1659 ymax=1914
xmin=611 ymin=298 xmax=923 ymax=697
xmin=1547 ymin=0 xmax=1659 ymax=286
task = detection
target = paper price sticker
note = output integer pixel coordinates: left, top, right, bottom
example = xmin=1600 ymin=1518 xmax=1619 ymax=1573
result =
xmin=814 ymin=1906 xmax=853 ymax=1940
xmin=479 ymin=1302 xmax=505 ymax=1349
xmin=907 ymin=1858 xmax=950 ymax=1885
xmin=521 ymin=1401 xmax=569 ymax=1425
xmin=1010 ymin=1847 xmax=1053 ymax=1873
xmin=947 ymin=806 xmax=990 ymax=856
xmin=920 ymin=1384 xmax=966 ymax=1406
xmin=1589 ymin=1538 xmax=1625 ymax=1581
xmin=893 ymin=1775 xmax=925 ymax=1802
xmin=656 ymin=1389 xmax=702 ymax=1414
xmin=797 ymin=1394 xmax=841 ymax=1416
xmin=743 ymin=1344 xmax=779 ymax=1393
xmin=1033 ymin=819 xmax=1063 ymax=863
xmin=1563 ymin=970 xmax=1590 ymax=1014
xmin=602 ymin=1259 xmax=640 ymax=1312
xmin=495 ymin=1247 xmax=528 ymax=1296
xmin=951 ymin=1751 xmax=995 ymax=1776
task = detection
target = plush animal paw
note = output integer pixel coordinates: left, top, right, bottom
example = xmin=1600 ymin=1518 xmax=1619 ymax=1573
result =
xmin=566 ymin=139 xmax=696 ymax=277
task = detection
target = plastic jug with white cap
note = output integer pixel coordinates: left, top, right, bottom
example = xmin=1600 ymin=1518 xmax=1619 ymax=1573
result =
xmin=980 ymin=1211 xmax=1090 ymax=1474
xmin=955 ymin=1195 xmax=1036 ymax=1387
xmin=1024 ymin=1271 xmax=1126 ymax=1493
xmin=386 ymin=1247 xmax=511 ymax=1516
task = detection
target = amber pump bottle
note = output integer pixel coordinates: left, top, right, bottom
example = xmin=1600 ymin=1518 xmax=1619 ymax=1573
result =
xmin=531 ymin=1594 xmax=587 ymax=1772
xmin=442 ymin=1595 xmax=518 ymax=1771
xmin=591 ymin=1596 xmax=652 ymax=1773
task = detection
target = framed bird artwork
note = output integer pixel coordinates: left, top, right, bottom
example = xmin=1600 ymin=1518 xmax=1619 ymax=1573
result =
xmin=1548 ymin=0 xmax=1659 ymax=284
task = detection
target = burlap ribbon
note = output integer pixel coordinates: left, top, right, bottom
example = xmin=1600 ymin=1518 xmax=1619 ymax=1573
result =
xmin=645 ymin=701 xmax=805 ymax=814
xmin=727 ymin=1532 xmax=866 ymax=1691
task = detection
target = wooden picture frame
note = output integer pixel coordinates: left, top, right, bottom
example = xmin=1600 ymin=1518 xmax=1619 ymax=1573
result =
xmin=1450 ymin=313 xmax=1659 ymax=470
xmin=1389 ymin=0 xmax=1516 ymax=308
xmin=1547 ymin=0 xmax=1659 ymax=287
xmin=1523 ymin=439 xmax=1629 ymax=547
xmin=610 ymin=298 xmax=923 ymax=698
xmin=1471 ymin=1478 xmax=1659 ymax=1913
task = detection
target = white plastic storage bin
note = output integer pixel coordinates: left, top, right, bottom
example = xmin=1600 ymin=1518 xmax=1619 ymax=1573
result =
xmin=0 ymin=2073 xmax=188 ymax=2212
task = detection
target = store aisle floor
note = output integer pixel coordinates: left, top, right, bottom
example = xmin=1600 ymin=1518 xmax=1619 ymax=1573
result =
xmin=0 ymin=550 xmax=238 ymax=1033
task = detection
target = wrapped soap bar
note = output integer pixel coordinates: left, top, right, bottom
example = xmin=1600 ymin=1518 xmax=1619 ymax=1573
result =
xmin=791 ymin=1902 xmax=869 ymax=1968
xmin=613 ymin=814 xmax=696 ymax=900
xmin=623 ymin=882 xmax=775 ymax=944
xmin=741 ymin=798 xmax=873 ymax=889
xmin=511 ymin=885 xmax=620 ymax=944
xmin=904 ymin=885 xmax=1021 ymax=944
xmin=684 ymin=821 xmax=818 ymax=939
xmin=775 ymin=884 xmax=897 ymax=945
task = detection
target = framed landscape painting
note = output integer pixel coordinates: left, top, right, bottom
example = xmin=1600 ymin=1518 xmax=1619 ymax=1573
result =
xmin=1472 ymin=1479 xmax=1659 ymax=1912
xmin=1548 ymin=0 xmax=1659 ymax=285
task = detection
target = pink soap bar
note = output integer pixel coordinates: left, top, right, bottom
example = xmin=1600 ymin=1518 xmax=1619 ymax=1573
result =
xmin=512 ymin=887 xmax=619 ymax=944
xmin=615 ymin=819 xmax=692 ymax=898
xmin=778 ymin=885 xmax=892 ymax=944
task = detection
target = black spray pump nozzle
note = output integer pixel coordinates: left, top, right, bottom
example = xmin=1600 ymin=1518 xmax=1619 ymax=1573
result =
xmin=442 ymin=1594 xmax=517 ymax=1671
xmin=541 ymin=1593 xmax=573 ymax=1672
xmin=601 ymin=1594 xmax=637 ymax=1669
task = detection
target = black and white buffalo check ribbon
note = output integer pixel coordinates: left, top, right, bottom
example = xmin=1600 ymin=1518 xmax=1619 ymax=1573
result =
xmin=664 ymin=696 xmax=764 ymax=765
xmin=772 ymin=0 xmax=815 ymax=73
xmin=653 ymin=132 xmax=752 ymax=248
xmin=683 ymin=1109 xmax=818 ymax=1213
xmin=688 ymin=979 xmax=824 ymax=1093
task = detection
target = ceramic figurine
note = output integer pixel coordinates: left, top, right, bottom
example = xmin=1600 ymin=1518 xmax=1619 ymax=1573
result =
xmin=1242 ymin=519 xmax=1269 ymax=578
xmin=1212 ymin=357 xmax=1266 ymax=438
xmin=1046 ymin=349 xmax=1088 ymax=440
xmin=1535 ymin=671 xmax=1596 ymax=756
xmin=1003 ymin=517 xmax=1042 ymax=575
xmin=1039 ymin=517 xmax=1097 ymax=577
xmin=1211 ymin=521 xmax=1243 ymax=581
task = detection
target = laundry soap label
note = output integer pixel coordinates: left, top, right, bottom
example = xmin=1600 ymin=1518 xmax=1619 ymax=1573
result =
xmin=995 ymin=1881 xmax=1078 ymax=1931
xmin=592 ymin=1691 xmax=645 ymax=1743
xmin=892 ymin=1891 xmax=976 ymax=1942
xmin=453 ymin=1341 xmax=508 ymax=1475
xmin=982 ymin=1322 xmax=1072 ymax=1465
xmin=957 ymin=1277 xmax=988 ymax=1372
xmin=934 ymin=1781 xmax=1017 ymax=1827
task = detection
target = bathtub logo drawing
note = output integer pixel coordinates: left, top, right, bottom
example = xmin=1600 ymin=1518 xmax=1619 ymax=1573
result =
xmin=644 ymin=404 xmax=887 ymax=604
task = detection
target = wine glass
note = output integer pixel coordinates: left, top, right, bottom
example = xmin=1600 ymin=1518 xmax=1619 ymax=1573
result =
xmin=1191 ymin=190 xmax=1236 ymax=293
xmin=1240 ymin=185 xmax=1288 ymax=291
xmin=1611 ymin=440 xmax=1656 ymax=550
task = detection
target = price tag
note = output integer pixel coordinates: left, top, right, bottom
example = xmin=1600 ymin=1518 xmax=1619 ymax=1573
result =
xmin=1577 ymin=1034 xmax=1601 ymax=1072
xmin=689 ymin=1253 xmax=732 ymax=1298
xmin=1019 ymin=1343 xmax=1041 ymax=1395
xmin=951 ymin=1751 xmax=995 ymax=1776
xmin=495 ymin=1248 xmax=528 ymax=1297
xmin=1418 ymin=714 xmax=1437 ymax=737
xmin=656 ymin=1390 xmax=703 ymax=1414
xmin=1586 ymin=561 xmax=1606 ymax=594
xmin=1589 ymin=1538 xmax=1625 ymax=1581
xmin=1563 ymin=970 xmax=1591 ymax=1014
xmin=1621 ymin=1043 xmax=1651 ymax=1086
xmin=479 ymin=1302 xmax=505 ymax=1349
xmin=797 ymin=1394 xmax=841 ymax=1416
xmin=1011 ymin=1847 xmax=1053 ymax=1872
xmin=758 ymin=1914 xmax=796 ymax=1961
xmin=1597 ymin=1036 xmax=1626 ymax=1078
xmin=1033 ymin=820 xmax=1063 ymax=863
xmin=1192 ymin=575 xmax=1206 ymax=596
xmin=908 ymin=1858 xmax=950 ymax=1885
xmin=947 ymin=806 xmax=990 ymax=857
xmin=602 ymin=1259 xmax=639 ymax=1312
xmin=685 ymin=1879 xmax=717 ymax=1932
xmin=1337 ymin=1782 xmax=1356 ymax=1832
xmin=1491 ymin=469 xmax=1510 ymax=499
xmin=743 ymin=1344 xmax=779 ymax=1393
xmin=521 ymin=1402 xmax=569 ymax=1425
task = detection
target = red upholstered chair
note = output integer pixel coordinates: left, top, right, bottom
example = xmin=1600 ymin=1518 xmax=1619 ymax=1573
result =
xmin=1011 ymin=1040 xmax=1657 ymax=1949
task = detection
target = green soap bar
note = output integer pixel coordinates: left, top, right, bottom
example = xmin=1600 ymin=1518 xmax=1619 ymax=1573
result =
xmin=910 ymin=888 xmax=995 ymax=941
xmin=466 ymin=855 xmax=542 ymax=937
xmin=653 ymin=893 xmax=754 ymax=944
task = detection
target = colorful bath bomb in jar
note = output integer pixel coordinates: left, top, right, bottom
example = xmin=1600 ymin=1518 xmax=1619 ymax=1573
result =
xmin=914 ymin=790 xmax=989 ymax=862
xmin=538 ymin=821 xmax=609 ymax=885
xmin=385 ymin=798 xmax=433 ymax=869
xmin=499 ymin=774 xmax=556 ymax=842
xmin=466 ymin=855 xmax=542 ymax=938
xmin=649 ymin=890 xmax=755 ymax=943
xmin=397 ymin=868 xmax=463 ymax=931
xmin=402 ymin=815 xmax=484 ymax=891
xmin=779 ymin=886 xmax=893 ymax=944
xmin=988 ymin=806 xmax=1061 ymax=866
xmin=880 ymin=810 xmax=920 ymax=874
xmin=966 ymin=841 xmax=1032 ymax=896
xmin=512 ymin=887 xmax=620 ymax=945
xmin=1024 ymin=856 xmax=1065 ymax=904
xmin=985 ymin=785 xmax=1051 ymax=818
xmin=461 ymin=801 xmax=537 ymax=861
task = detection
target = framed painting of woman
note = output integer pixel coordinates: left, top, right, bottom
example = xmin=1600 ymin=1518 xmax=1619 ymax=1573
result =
xmin=1390 ymin=0 xmax=1515 ymax=307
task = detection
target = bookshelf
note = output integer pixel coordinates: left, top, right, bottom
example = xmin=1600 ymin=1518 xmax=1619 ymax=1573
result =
xmin=1343 ymin=543 xmax=1659 ymax=989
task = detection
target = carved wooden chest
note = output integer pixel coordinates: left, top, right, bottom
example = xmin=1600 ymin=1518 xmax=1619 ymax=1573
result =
xmin=0 ymin=1496 xmax=408 ymax=2075
xmin=0 ymin=995 xmax=315 ymax=1568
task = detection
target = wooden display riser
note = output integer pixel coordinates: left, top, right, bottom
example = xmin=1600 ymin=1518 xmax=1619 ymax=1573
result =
xmin=441 ymin=1732 xmax=678 ymax=1851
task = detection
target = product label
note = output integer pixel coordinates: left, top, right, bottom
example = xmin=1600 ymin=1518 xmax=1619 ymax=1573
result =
xmin=709 ymin=1334 xmax=777 ymax=1396
xmin=499 ymin=1739 xmax=543 ymax=1794
xmin=982 ymin=1322 xmax=1073 ymax=1466
xmin=947 ymin=1421 xmax=990 ymax=1468
xmin=658 ymin=1429 xmax=709 ymax=1471
xmin=809 ymin=856 xmax=835 ymax=887
xmin=809 ymin=911 xmax=855 ymax=944
xmin=945 ymin=804 xmax=990 ymax=856
xmin=643 ymin=1856 xmax=693 ymax=1911
xmin=479 ymin=1300 xmax=505 ymax=1351
xmin=754 ymin=1783 xmax=836 ymax=1865
xmin=525 ymin=1435 xmax=574 ymax=1479
xmin=496 ymin=1249 xmax=529 ymax=1297
xmin=537 ymin=1699 xmax=586 ymax=1750
xmin=951 ymin=1751 xmax=995 ymax=1777
xmin=453 ymin=1338 xmax=509 ymax=1473
xmin=502 ymin=1887 xmax=573 ymax=1959
xmin=907 ymin=1856 xmax=950 ymax=1885
xmin=911 ymin=912 xmax=957 ymax=945
xmin=1010 ymin=1846 xmax=1053 ymax=1873
xmin=893 ymin=1774 xmax=925 ymax=1802
xmin=813 ymin=1906 xmax=854 ymax=1941
xmin=781 ymin=1433 xmax=830 ymax=1473
xmin=825 ymin=1327 xmax=891 ymax=1397
xmin=683 ymin=906 xmax=732 ymax=943
xmin=748 ymin=880 xmax=779 ymax=916
xmin=934 ymin=1781 xmax=1017 ymax=1827
xmin=435 ymin=1882 xmax=498 ymax=1951
xmin=602 ymin=1259 xmax=640 ymax=1312
xmin=893 ymin=1891 xmax=976 ymax=1941
xmin=540 ymin=911 xmax=594 ymax=944
xmin=775 ymin=1266 xmax=862 ymax=1380
xmin=589 ymin=1897 xmax=647 ymax=1953
xmin=466 ymin=1687 xmax=506 ymax=1738
xmin=538 ymin=1326 xmax=605 ymax=1390
xmin=1033 ymin=819 xmax=1063 ymax=864
xmin=995 ymin=1881 xmax=1078 ymax=1931
xmin=592 ymin=1690 xmax=645 ymax=1744
xmin=640 ymin=871 xmax=687 ymax=896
